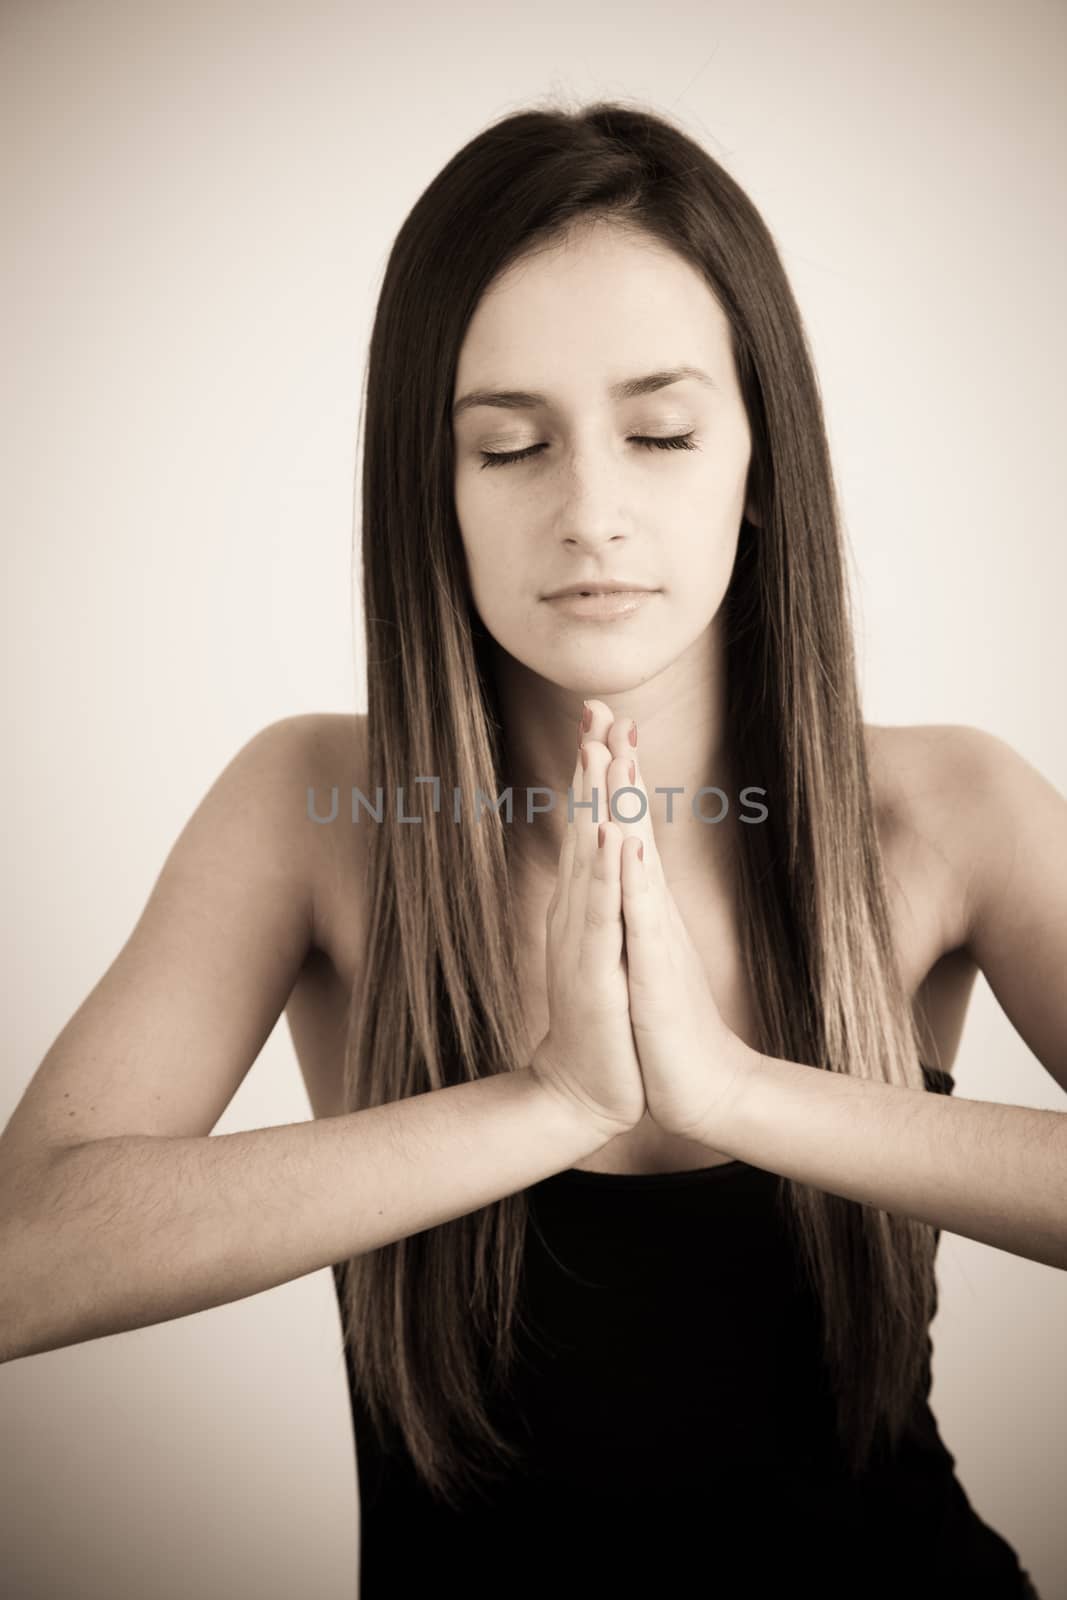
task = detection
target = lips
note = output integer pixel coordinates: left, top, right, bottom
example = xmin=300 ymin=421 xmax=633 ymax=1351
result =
xmin=543 ymin=582 xmax=657 ymax=599
xmin=543 ymin=589 xmax=658 ymax=621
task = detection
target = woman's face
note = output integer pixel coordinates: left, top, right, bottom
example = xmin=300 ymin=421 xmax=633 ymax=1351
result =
xmin=452 ymin=220 xmax=758 ymax=692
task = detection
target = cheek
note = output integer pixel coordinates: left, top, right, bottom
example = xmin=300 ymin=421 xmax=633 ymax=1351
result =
xmin=457 ymin=482 xmax=529 ymax=584
xmin=457 ymin=524 xmax=519 ymax=616
xmin=455 ymin=483 xmax=489 ymax=569
xmin=668 ymin=517 xmax=741 ymax=602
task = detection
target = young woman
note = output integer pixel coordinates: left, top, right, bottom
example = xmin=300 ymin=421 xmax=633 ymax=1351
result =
xmin=2 ymin=102 xmax=1061 ymax=1597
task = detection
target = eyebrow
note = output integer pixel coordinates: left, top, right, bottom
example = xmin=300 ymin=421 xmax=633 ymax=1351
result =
xmin=451 ymin=365 xmax=716 ymax=419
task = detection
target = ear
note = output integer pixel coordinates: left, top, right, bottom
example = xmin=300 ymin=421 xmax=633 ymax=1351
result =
xmin=743 ymin=496 xmax=762 ymax=529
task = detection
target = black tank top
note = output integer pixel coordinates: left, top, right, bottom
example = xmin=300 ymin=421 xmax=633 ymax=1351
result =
xmin=331 ymin=1063 xmax=1033 ymax=1597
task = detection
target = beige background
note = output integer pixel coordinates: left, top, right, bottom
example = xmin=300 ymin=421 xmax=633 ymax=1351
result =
xmin=3 ymin=0 xmax=1065 ymax=1595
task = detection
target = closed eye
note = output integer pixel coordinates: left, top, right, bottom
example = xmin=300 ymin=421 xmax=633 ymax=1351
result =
xmin=478 ymin=433 xmax=700 ymax=470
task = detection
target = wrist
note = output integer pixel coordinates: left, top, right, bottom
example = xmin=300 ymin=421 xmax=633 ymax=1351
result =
xmin=702 ymin=1039 xmax=763 ymax=1152
xmin=527 ymin=1043 xmax=631 ymax=1148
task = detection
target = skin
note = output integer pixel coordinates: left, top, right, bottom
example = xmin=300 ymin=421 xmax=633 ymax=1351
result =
xmin=452 ymin=218 xmax=762 ymax=928
xmin=451 ymin=217 xmax=769 ymax=1137
xmin=446 ymin=214 xmax=1067 ymax=1234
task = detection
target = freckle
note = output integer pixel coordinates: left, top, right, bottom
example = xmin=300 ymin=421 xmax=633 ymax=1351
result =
xmin=68 ymin=1110 xmax=76 ymax=1117
xmin=63 ymin=1092 xmax=70 ymax=1099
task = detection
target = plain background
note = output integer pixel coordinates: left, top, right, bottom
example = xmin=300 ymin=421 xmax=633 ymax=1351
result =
xmin=2 ymin=0 xmax=1065 ymax=1595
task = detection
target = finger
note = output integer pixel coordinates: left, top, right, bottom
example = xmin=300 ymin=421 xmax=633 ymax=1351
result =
xmin=580 ymin=702 xmax=616 ymax=862
xmin=577 ymin=816 xmax=624 ymax=979
xmin=583 ymin=699 xmax=617 ymax=742
xmin=626 ymin=743 xmax=673 ymax=888
xmin=557 ymin=699 xmax=615 ymax=931
xmin=620 ymin=832 xmax=663 ymax=992
xmin=552 ymin=741 xmax=583 ymax=927
xmin=604 ymin=713 xmax=635 ymax=765
xmin=620 ymin=748 xmax=686 ymax=945
xmin=604 ymin=725 xmax=656 ymax=862
xmin=567 ymin=737 xmax=611 ymax=944
xmin=599 ymin=722 xmax=646 ymax=871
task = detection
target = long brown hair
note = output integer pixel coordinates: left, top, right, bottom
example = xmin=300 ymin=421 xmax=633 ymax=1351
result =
xmin=337 ymin=96 xmax=936 ymax=1509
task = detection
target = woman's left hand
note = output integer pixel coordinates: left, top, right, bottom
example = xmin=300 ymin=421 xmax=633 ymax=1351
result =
xmin=596 ymin=706 xmax=757 ymax=1145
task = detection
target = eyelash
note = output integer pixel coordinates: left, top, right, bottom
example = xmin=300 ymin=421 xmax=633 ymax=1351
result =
xmin=478 ymin=433 xmax=700 ymax=470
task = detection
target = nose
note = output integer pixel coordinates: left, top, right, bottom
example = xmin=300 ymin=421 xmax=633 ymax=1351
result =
xmin=553 ymin=445 xmax=630 ymax=552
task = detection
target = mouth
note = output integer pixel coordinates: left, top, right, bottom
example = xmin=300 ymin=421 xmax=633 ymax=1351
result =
xmin=543 ymin=589 xmax=659 ymax=621
xmin=543 ymin=582 xmax=659 ymax=598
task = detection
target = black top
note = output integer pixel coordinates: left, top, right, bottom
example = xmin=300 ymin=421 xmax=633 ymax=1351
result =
xmin=332 ymin=1063 xmax=1033 ymax=1598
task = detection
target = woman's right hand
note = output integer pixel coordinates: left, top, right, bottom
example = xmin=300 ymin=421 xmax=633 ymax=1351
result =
xmin=530 ymin=699 xmax=647 ymax=1143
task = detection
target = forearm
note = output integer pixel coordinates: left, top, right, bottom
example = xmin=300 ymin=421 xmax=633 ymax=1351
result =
xmin=0 ymin=1063 xmax=603 ymax=1362
xmin=712 ymin=1051 xmax=1067 ymax=1270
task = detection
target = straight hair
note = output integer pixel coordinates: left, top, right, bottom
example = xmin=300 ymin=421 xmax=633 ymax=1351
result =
xmin=336 ymin=97 xmax=936 ymax=1510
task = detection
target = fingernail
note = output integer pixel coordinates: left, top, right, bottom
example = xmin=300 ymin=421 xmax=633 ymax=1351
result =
xmin=629 ymin=721 xmax=638 ymax=747
xmin=581 ymin=702 xmax=593 ymax=732
xmin=628 ymin=760 xmax=635 ymax=784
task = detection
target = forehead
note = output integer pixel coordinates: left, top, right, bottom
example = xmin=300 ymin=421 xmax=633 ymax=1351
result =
xmin=454 ymin=222 xmax=733 ymax=395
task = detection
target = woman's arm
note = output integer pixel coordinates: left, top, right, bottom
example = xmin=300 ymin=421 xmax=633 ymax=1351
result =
xmin=696 ymin=726 xmax=1067 ymax=1271
xmin=713 ymin=1054 xmax=1067 ymax=1269
xmin=0 ymin=1058 xmax=604 ymax=1364
xmin=0 ymin=712 xmax=611 ymax=1362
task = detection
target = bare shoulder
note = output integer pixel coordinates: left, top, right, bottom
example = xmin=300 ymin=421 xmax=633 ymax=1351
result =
xmin=194 ymin=711 xmax=365 ymax=950
xmin=863 ymin=720 xmax=1032 ymax=957
xmin=869 ymin=722 xmax=1067 ymax=1096
xmin=0 ymin=711 xmax=367 ymax=1169
xmin=278 ymin=709 xmax=368 ymax=802
xmin=285 ymin=711 xmax=370 ymax=973
xmin=864 ymin=719 xmax=983 ymax=820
